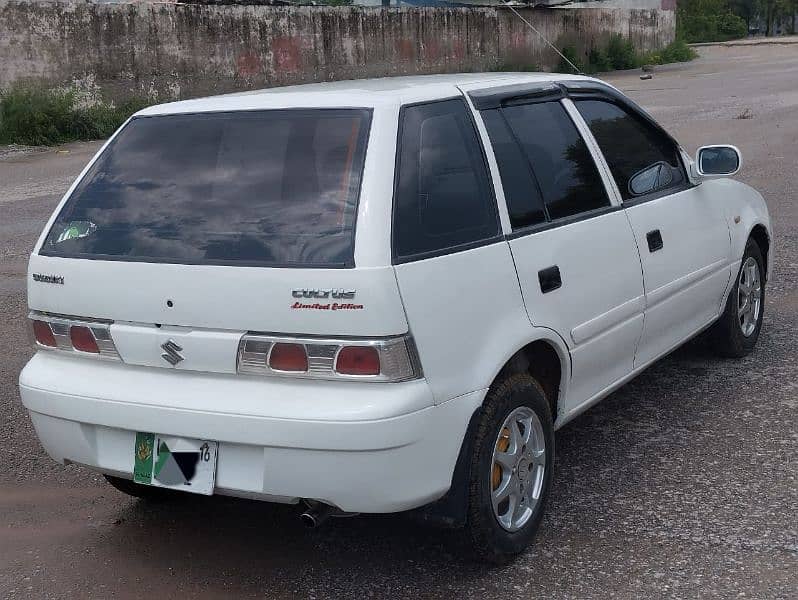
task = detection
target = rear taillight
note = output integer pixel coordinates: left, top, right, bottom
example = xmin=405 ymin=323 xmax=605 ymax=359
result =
xmin=70 ymin=325 xmax=100 ymax=354
xmin=335 ymin=346 xmax=380 ymax=376
xmin=32 ymin=320 xmax=57 ymax=347
xmin=268 ymin=343 xmax=308 ymax=372
xmin=29 ymin=312 xmax=120 ymax=360
xmin=238 ymin=334 xmax=421 ymax=382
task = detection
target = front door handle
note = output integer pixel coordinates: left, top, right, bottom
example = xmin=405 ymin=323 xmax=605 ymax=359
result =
xmin=538 ymin=265 xmax=562 ymax=294
xmin=647 ymin=229 xmax=664 ymax=252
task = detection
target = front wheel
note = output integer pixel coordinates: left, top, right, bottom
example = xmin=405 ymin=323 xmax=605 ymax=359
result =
xmin=709 ymin=238 xmax=765 ymax=358
xmin=464 ymin=373 xmax=555 ymax=564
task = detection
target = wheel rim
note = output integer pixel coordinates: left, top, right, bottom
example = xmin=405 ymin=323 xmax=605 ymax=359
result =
xmin=490 ymin=406 xmax=546 ymax=532
xmin=737 ymin=256 xmax=762 ymax=337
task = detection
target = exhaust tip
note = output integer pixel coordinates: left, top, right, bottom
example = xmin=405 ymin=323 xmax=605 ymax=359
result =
xmin=300 ymin=512 xmax=319 ymax=528
xmin=300 ymin=502 xmax=335 ymax=528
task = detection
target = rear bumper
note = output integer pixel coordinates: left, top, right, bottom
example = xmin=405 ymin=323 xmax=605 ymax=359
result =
xmin=19 ymin=352 xmax=483 ymax=513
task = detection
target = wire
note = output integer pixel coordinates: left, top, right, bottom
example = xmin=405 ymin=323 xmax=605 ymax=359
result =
xmin=501 ymin=3 xmax=583 ymax=75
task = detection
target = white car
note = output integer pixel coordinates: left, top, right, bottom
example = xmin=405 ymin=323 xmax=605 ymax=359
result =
xmin=19 ymin=73 xmax=771 ymax=562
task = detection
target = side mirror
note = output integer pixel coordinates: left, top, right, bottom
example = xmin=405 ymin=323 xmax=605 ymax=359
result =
xmin=696 ymin=145 xmax=742 ymax=177
xmin=628 ymin=162 xmax=674 ymax=196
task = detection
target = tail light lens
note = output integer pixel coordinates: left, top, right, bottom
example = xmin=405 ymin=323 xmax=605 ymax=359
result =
xmin=335 ymin=346 xmax=380 ymax=376
xmin=268 ymin=343 xmax=308 ymax=372
xmin=28 ymin=312 xmax=120 ymax=360
xmin=70 ymin=325 xmax=100 ymax=354
xmin=238 ymin=334 xmax=421 ymax=382
xmin=32 ymin=320 xmax=57 ymax=347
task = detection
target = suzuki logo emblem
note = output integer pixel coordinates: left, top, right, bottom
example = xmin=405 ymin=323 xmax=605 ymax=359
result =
xmin=160 ymin=339 xmax=184 ymax=366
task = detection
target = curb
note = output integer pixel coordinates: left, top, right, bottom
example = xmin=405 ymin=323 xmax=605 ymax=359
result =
xmin=690 ymin=37 xmax=798 ymax=48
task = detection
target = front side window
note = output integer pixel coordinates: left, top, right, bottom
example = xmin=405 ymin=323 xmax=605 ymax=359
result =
xmin=500 ymin=101 xmax=611 ymax=221
xmin=42 ymin=109 xmax=371 ymax=267
xmin=574 ymin=99 xmax=685 ymax=201
xmin=393 ymin=99 xmax=499 ymax=262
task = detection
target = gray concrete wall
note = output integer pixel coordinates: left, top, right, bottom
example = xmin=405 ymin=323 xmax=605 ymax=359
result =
xmin=0 ymin=2 xmax=675 ymax=103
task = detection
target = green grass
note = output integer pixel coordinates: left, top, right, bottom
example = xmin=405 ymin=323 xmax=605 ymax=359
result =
xmin=555 ymin=37 xmax=697 ymax=75
xmin=0 ymin=85 xmax=149 ymax=146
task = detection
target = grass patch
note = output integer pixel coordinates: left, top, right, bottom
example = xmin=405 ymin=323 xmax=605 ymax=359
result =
xmin=556 ymin=37 xmax=697 ymax=75
xmin=0 ymin=84 xmax=149 ymax=146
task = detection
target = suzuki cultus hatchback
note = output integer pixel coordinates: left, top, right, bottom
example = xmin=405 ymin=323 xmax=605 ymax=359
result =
xmin=20 ymin=74 xmax=771 ymax=562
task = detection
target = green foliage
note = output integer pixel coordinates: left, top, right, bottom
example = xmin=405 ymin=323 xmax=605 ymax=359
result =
xmin=557 ymin=46 xmax=584 ymax=74
xmin=668 ymin=39 xmax=699 ymax=62
xmin=555 ymin=37 xmax=696 ymax=76
xmin=653 ymin=39 xmax=699 ymax=63
xmin=587 ymin=47 xmax=612 ymax=74
xmin=606 ymin=35 xmax=640 ymax=70
xmin=677 ymin=0 xmax=749 ymax=42
xmin=0 ymin=84 xmax=148 ymax=146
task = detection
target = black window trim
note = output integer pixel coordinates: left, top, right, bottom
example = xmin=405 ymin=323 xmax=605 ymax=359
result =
xmin=560 ymin=82 xmax=695 ymax=207
xmin=39 ymin=107 xmax=375 ymax=270
xmin=391 ymin=96 xmax=503 ymax=266
xmin=505 ymin=204 xmax=623 ymax=240
xmin=468 ymin=82 xmax=565 ymax=111
xmin=470 ymin=88 xmax=616 ymax=239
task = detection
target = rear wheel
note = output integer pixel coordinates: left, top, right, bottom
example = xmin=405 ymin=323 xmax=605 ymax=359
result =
xmin=464 ymin=373 xmax=554 ymax=564
xmin=104 ymin=475 xmax=180 ymax=501
xmin=709 ymin=239 xmax=765 ymax=358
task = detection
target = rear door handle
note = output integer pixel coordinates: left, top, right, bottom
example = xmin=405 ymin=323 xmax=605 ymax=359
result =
xmin=647 ymin=229 xmax=664 ymax=252
xmin=538 ymin=265 xmax=562 ymax=294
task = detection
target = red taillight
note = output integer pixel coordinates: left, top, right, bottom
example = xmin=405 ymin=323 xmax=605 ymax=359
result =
xmin=335 ymin=346 xmax=380 ymax=376
xmin=32 ymin=320 xmax=57 ymax=347
xmin=70 ymin=326 xmax=99 ymax=354
xmin=268 ymin=343 xmax=308 ymax=372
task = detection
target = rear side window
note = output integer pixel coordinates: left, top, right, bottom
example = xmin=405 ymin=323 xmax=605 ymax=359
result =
xmin=480 ymin=110 xmax=546 ymax=229
xmin=574 ymin=100 xmax=685 ymax=201
xmin=42 ymin=109 xmax=372 ymax=267
xmin=501 ymin=102 xmax=610 ymax=221
xmin=393 ymin=99 xmax=500 ymax=262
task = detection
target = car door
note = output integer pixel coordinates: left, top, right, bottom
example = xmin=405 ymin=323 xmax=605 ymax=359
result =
xmin=390 ymin=98 xmax=534 ymax=404
xmin=572 ymin=96 xmax=732 ymax=367
xmin=472 ymin=89 xmax=646 ymax=412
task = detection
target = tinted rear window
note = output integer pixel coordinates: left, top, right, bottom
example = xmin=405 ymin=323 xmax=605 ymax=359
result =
xmin=42 ymin=109 xmax=372 ymax=267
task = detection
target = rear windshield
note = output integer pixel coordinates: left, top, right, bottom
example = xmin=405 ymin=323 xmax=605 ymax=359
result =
xmin=41 ymin=109 xmax=372 ymax=267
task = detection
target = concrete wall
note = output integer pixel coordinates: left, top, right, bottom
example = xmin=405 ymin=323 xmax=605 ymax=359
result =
xmin=0 ymin=2 xmax=675 ymax=103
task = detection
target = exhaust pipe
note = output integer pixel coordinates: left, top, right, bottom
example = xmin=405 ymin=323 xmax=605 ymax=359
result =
xmin=300 ymin=502 xmax=335 ymax=528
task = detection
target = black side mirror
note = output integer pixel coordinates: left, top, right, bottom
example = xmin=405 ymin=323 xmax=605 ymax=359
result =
xmin=628 ymin=162 xmax=674 ymax=197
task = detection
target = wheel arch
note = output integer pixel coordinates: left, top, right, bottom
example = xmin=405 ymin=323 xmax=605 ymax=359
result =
xmin=412 ymin=330 xmax=570 ymax=528
xmin=487 ymin=334 xmax=570 ymax=423
xmin=748 ymin=223 xmax=770 ymax=281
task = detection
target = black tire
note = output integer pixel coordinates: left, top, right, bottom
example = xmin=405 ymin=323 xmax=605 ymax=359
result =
xmin=464 ymin=373 xmax=555 ymax=564
xmin=708 ymin=238 xmax=765 ymax=358
xmin=104 ymin=475 xmax=180 ymax=501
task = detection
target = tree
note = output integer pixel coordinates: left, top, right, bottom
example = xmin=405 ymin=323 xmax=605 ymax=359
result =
xmin=728 ymin=0 xmax=762 ymax=30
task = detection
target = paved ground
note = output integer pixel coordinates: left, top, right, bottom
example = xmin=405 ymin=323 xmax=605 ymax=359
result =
xmin=1 ymin=44 xmax=796 ymax=599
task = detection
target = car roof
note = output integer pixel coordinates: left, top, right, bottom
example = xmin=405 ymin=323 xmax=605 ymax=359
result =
xmin=136 ymin=72 xmax=599 ymax=117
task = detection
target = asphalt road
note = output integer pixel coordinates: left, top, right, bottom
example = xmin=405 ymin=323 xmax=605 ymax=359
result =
xmin=1 ymin=44 xmax=796 ymax=599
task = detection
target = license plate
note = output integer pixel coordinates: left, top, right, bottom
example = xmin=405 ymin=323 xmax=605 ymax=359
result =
xmin=133 ymin=432 xmax=218 ymax=495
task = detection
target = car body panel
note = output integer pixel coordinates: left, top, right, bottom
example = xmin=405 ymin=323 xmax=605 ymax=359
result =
xmin=507 ymin=211 xmax=646 ymax=412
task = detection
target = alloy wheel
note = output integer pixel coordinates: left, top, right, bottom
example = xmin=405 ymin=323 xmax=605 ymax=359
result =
xmin=737 ymin=256 xmax=762 ymax=337
xmin=490 ymin=406 xmax=546 ymax=532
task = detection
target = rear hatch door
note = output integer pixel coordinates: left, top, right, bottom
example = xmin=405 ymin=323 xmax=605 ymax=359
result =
xmin=29 ymin=107 xmax=407 ymax=373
